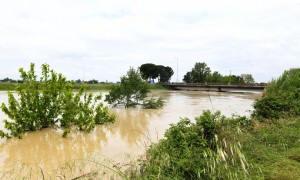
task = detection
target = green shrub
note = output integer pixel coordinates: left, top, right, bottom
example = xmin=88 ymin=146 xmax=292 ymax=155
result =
xmin=253 ymin=68 xmax=300 ymax=119
xmin=105 ymin=67 xmax=150 ymax=108
xmin=264 ymin=68 xmax=300 ymax=96
xmin=137 ymin=111 xmax=250 ymax=179
xmin=105 ymin=67 xmax=165 ymax=109
xmin=0 ymin=63 xmax=115 ymax=138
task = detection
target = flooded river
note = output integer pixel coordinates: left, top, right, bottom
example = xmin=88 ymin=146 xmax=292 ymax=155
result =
xmin=0 ymin=90 xmax=261 ymax=175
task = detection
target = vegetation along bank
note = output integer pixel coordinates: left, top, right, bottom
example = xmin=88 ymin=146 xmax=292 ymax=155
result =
xmin=126 ymin=68 xmax=300 ymax=179
xmin=0 ymin=62 xmax=299 ymax=179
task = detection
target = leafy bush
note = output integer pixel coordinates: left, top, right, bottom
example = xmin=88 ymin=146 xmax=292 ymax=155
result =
xmin=105 ymin=67 xmax=150 ymax=108
xmin=105 ymin=67 xmax=164 ymax=109
xmin=264 ymin=68 xmax=300 ymax=96
xmin=253 ymin=68 xmax=300 ymax=119
xmin=0 ymin=63 xmax=115 ymax=138
xmin=137 ymin=111 xmax=249 ymax=179
xmin=143 ymin=97 xmax=164 ymax=109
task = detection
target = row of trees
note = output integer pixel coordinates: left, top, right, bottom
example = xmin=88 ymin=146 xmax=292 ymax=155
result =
xmin=0 ymin=77 xmax=22 ymax=83
xmin=139 ymin=63 xmax=174 ymax=83
xmin=0 ymin=77 xmax=103 ymax=84
xmin=183 ymin=62 xmax=255 ymax=84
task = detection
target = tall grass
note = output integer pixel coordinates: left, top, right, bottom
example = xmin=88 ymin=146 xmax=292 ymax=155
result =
xmin=128 ymin=111 xmax=252 ymax=179
xmin=0 ymin=157 xmax=132 ymax=179
xmin=0 ymin=82 xmax=22 ymax=91
xmin=238 ymin=117 xmax=300 ymax=179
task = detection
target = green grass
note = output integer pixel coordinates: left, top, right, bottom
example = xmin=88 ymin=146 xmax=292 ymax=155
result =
xmin=73 ymin=83 xmax=115 ymax=91
xmin=0 ymin=82 xmax=20 ymax=91
xmin=126 ymin=115 xmax=300 ymax=179
xmin=0 ymin=82 xmax=167 ymax=92
xmin=239 ymin=118 xmax=300 ymax=179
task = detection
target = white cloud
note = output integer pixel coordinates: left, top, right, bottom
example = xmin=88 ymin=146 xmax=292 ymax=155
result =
xmin=0 ymin=0 xmax=299 ymax=82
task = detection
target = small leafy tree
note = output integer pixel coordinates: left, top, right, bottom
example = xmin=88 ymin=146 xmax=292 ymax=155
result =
xmin=105 ymin=67 xmax=150 ymax=108
xmin=0 ymin=63 xmax=115 ymax=138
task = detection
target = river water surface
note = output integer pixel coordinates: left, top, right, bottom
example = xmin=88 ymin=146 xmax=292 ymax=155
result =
xmin=0 ymin=90 xmax=261 ymax=176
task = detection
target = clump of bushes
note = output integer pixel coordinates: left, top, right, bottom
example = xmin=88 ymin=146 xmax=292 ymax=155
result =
xmin=0 ymin=63 xmax=115 ymax=138
xmin=105 ymin=67 xmax=150 ymax=108
xmin=253 ymin=68 xmax=300 ymax=120
xmin=135 ymin=111 xmax=250 ymax=179
xmin=105 ymin=67 xmax=164 ymax=109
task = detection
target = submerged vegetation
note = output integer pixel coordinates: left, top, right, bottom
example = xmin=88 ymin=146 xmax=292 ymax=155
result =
xmin=0 ymin=63 xmax=115 ymax=138
xmin=105 ymin=67 xmax=165 ymax=109
xmin=143 ymin=97 xmax=165 ymax=109
xmin=1 ymin=66 xmax=300 ymax=179
xmin=105 ymin=67 xmax=150 ymax=108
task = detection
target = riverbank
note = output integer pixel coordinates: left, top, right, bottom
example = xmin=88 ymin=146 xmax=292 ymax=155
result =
xmin=240 ymin=117 xmax=300 ymax=179
xmin=128 ymin=68 xmax=300 ymax=179
xmin=125 ymin=114 xmax=300 ymax=179
xmin=0 ymin=82 xmax=166 ymax=91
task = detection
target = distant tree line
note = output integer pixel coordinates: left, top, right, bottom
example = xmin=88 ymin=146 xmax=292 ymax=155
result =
xmin=183 ymin=62 xmax=255 ymax=84
xmin=0 ymin=77 xmax=23 ymax=83
xmin=0 ymin=77 xmax=112 ymax=84
xmin=75 ymin=79 xmax=104 ymax=84
xmin=139 ymin=63 xmax=174 ymax=83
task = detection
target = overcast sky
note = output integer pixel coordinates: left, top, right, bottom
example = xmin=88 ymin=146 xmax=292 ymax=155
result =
xmin=0 ymin=0 xmax=299 ymax=83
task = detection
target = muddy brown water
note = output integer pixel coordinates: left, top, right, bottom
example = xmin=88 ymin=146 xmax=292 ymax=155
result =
xmin=0 ymin=90 xmax=261 ymax=174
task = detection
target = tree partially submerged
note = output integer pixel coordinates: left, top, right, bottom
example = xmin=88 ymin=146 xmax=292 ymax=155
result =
xmin=0 ymin=63 xmax=115 ymax=138
xmin=105 ymin=67 xmax=164 ymax=108
xmin=105 ymin=67 xmax=150 ymax=108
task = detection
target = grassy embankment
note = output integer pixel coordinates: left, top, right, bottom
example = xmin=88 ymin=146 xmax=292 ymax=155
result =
xmin=240 ymin=117 xmax=300 ymax=179
xmin=0 ymin=82 xmax=166 ymax=91
xmin=0 ymin=82 xmax=18 ymax=91
xmin=127 ymin=68 xmax=300 ymax=179
xmin=125 ymin=115 xmax=300 ymax=179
